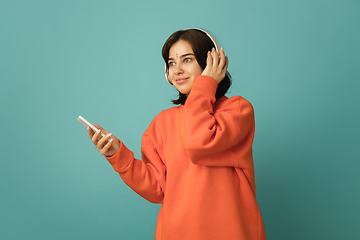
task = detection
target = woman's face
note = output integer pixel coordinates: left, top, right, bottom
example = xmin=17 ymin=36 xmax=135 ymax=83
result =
xmin=167 ymin=40 xmax=203 ymax=95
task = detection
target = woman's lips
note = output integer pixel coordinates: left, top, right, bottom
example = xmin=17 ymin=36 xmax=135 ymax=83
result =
xmin=176 ymin=78 xmax=188 ymax=84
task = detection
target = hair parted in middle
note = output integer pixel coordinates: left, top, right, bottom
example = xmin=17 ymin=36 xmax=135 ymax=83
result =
xmin=162 ymin=28 xmax=231 ymax=105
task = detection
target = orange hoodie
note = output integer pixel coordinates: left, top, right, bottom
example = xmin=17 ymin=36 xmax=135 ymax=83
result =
xmin=106 ymin=75 xmax=266 ymax=240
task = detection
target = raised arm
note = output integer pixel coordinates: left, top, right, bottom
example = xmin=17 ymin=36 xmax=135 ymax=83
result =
xmin=181 ymin=76 xmax=255 ymax=167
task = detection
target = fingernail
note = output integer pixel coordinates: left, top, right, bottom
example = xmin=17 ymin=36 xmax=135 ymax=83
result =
xmin=97 ymin=129 xmax=101 ymax=133
xmin=109 ymin=139 xmax=113 ymax=142
xmin=106 ymin=133 xmax=112 ymax=138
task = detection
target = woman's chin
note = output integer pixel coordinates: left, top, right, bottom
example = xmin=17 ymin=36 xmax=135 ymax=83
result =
xmin=178 ymin=89 xmax=191 ymax=95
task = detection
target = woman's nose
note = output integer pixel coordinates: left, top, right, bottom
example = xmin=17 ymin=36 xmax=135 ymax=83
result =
xmin=174 ymin=64 xmax=183 ymax=74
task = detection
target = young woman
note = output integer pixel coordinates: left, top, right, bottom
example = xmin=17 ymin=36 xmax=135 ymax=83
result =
xmin=88 ymin=29 xmax=266 ymax=240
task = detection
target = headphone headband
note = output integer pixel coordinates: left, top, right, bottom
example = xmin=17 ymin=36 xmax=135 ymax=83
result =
xmin=165 ymin=28 xmax=220 ymax=85
xmin=190 ymin=28 xmax=220 ymax=52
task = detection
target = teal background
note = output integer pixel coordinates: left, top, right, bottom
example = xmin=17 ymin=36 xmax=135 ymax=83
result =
xmin=1 ymin=0 xmax=359 ymax=239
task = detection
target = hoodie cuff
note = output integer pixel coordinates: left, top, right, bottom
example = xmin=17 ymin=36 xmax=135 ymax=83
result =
xmin=105 ymin=140 xmax=134 ymax=173
xmin=191 ymin=75 xmax=218 ymax=97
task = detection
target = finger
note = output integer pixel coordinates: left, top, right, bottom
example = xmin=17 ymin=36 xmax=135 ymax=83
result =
xmin=98 ymin=133 xmax=112 ymax=148
xmin=219 ymin=56 xmax=229 ymax=78
xmin=100 ymin=138 xmax=114 ymax=156
xmin=92 ymin=129 xmax=102 ymax=145
xmin=88 ymin=127 xmax=94 ymax=138
xmin=218 ymin=48 xmax=226 ymax=69
xmin=94 ymin=124 xmax=110 ymax=136
xmin=206 ymin=50 xmax=213 ymax=66
xmin=223 ymin=56 xmax=229 ymax=73
xmin=211 ymin=48 xmax=219 ymax=66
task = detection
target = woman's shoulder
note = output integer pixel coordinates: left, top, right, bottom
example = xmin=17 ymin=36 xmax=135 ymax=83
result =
xmin=156 ymin=105 xmax=180 ymax=120
xmin=146 ymin=105 xmax=180 ymax=129
xmin=142 ymin=106 xmax=180 ymax=143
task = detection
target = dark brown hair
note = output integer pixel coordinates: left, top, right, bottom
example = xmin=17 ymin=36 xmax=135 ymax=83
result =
xmin=162 ymin=29 xmax=231 ymax=105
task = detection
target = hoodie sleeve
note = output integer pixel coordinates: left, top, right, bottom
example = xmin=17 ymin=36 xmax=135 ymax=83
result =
xmin=105 ymin=131 xmax=166 ymax=204
xmin=181 ymin=75 xmax=255 ymax=168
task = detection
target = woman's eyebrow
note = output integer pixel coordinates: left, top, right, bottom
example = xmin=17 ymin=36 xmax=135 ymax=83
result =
xmin=168 ymin=53 xmax=195 ymax=61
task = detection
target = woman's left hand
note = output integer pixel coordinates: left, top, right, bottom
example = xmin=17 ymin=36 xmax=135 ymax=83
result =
xmin=201 ymin=47 xmax=229 ymax=83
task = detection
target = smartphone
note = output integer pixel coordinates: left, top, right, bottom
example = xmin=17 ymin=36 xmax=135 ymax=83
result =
xmin=77 ymin=116 xmax=105 ymax=137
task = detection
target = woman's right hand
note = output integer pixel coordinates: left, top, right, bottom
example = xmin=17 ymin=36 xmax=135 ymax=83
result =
xmin=88 ymin=124 xmax=120 ymax=157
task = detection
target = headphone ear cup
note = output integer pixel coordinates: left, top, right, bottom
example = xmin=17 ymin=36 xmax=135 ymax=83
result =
xmin=165 ymin=64 xmax=173 ymax=85
xmin=165 ymin=73 xmax=172 ymax=85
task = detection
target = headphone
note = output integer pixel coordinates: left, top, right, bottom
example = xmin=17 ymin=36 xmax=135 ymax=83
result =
xmin=165 ymin=28 xmax=221 ymax=85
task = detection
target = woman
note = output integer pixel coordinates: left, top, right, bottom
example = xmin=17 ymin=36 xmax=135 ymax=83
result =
xmin=88 ymin=29 xmax=266 ymax=240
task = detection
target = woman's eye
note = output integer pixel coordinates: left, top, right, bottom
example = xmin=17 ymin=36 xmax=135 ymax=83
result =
xmin=169 ymin=62 xmax=175 ymax=67
xmin=184 ymin=58 xmax=192 ymax=63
